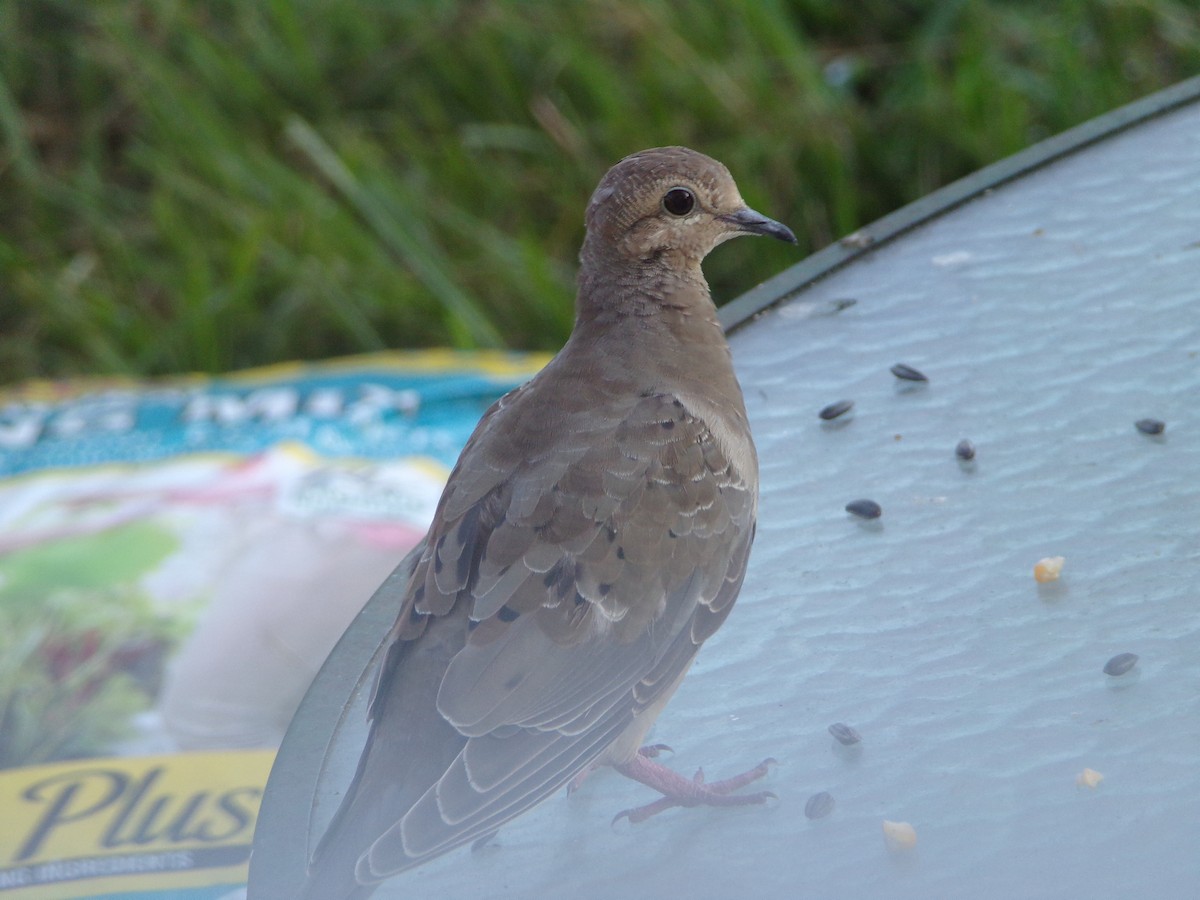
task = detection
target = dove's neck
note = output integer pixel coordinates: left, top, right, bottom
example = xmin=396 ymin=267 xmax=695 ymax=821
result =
xmin=569 ymin=258 xmax=757 ymax=481
xmin=574 ymin=256 xmax=725 ymax=365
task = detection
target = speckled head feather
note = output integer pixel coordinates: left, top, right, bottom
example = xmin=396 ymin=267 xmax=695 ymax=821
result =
xmin=583 ymin=146 xmax=794 ymax=266
xmin=585 ymin=147 xmax=740 ymax=235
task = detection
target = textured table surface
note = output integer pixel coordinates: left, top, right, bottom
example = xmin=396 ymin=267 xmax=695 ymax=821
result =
xmin=258 ymin=87 xmax=1200 ymax=900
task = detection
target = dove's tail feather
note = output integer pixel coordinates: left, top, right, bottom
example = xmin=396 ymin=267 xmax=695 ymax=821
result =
xmin=295 ymin=859 xmax=377 ymax=900
xmin=292 ymin=772 xmax=383 ymax=900
xmin=294 ymin=610 xmax=471 ymax=899
xmin=293 ymin=699 xmax=468 ymax=898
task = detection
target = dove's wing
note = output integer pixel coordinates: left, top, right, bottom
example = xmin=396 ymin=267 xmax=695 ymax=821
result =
xmin=304 ymin=367 xmax=755 ymax=890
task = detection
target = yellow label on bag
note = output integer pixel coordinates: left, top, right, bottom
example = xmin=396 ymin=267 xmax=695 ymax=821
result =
xmin=0 ymin=750 xmax=274 ymax=898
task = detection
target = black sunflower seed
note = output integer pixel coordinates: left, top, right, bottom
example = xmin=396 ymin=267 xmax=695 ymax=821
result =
xmin=956 ymin=439 xmax=976 ymax=461
xmin=1135 ymin=419 xmax=1165 ymax=435
xmin=1103 ymin=652 xmax=1138 ymax=676
xmin=845 ymin=499 xmax=881 ymax=520
xmin=828 ymin=722 xmax=862 ymax=745
xmin=805 ymin=791 xmax=835 ymax=819
xmin=890 ymin=363 xmax=928 ymax=382
xmin=819 ymin=399 xmax=854 ymax=420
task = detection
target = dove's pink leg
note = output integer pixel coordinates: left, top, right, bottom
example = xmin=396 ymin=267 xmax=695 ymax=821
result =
xmin=567 ymin=743 xmax=673 ymax=795
xmin=612 ymin=754 xmax=777 ymax=824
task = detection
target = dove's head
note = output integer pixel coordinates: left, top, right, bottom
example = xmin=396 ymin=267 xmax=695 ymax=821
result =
xmin=582 ymin=146 xmax=796 ymax=270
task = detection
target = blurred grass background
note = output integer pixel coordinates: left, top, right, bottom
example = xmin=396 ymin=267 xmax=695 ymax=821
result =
xmin=1 ymin=0 xmax=1197 ymax=382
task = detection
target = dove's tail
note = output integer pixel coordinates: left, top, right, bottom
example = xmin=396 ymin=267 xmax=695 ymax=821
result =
xmin=291 ymin=743 xmax=388 ymax=900
xmin=292 ymin=611 xmax=470 ymax=900
xmin=292 ymin=720 xmax=452 ymax=900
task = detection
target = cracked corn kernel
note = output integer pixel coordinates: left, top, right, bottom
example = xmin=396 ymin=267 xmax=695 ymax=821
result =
xmin=1034 ymin=556 xmax=1065 ymax=583
xmin=882 ymin=820 xmax=917 ymax=850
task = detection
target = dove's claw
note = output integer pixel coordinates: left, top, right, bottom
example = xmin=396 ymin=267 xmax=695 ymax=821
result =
xmin=611 ymin=751 xmax=778 ymax=823
xmin=566 ymin=766 xmax=593 ymax=795
xmin=612 ymin=796 xmax=682 ymax=827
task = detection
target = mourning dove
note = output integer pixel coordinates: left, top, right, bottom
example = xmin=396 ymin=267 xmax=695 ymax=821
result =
xmin=294 ymin=146 xmax=796 ymax=899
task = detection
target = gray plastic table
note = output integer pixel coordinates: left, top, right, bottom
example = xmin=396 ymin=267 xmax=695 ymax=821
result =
xmin=250 ymin=77 xmax=1200 ymax=899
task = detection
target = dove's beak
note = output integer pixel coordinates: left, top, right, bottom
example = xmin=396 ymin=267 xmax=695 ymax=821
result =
xmin=723 ymin=207 xmax=798 ymax=244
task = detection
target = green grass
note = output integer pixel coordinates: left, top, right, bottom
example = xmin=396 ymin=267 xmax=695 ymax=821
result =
xmin=2 ymin=0 xmax=1197 ymax=381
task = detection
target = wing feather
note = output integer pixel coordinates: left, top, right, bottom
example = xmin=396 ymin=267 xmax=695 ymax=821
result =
xmin=318 ymin=389 xmax=756 ymax=884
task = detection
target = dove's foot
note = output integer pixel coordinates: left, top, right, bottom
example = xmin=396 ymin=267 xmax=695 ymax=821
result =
xmin=611 ymin=753 xmax=777 ymax=825
xmin=568 ymin=743 xmax=673 ymax=795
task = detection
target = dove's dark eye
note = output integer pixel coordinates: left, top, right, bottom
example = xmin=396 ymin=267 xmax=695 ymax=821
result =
xmin=661 ymin=187 xmax=695 ymax=217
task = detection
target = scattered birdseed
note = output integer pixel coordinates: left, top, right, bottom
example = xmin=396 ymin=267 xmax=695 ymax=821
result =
xmin=840 ymin=230 xmax=874 ymax=249
xmin=819 ymin=399 xmax=854 ymax=421
xmin=955 ymin=439 xmax=976 ymax=461
xmin=845 ymin=499 xmax=882 ymax=520
xmin=882 ymin=820 xmax=918 ymax=850
xmin=890 ymin=363 xmax=928 ymax=382
xmin=828 ymin=722 xmax=862 ymax=746
xmin=805 ymin=791 xmax=835 ymax=820
xmin=1135 ymin=418 xmax=1165 ymax=435
xmin=931 ymin=250 xmax=973 ymax=267
xmin=1033 ymin=556 xmax=1065 ymax=583
xmin=1103 ymin=652 xmax=1138 ymax=676
xmin=1076 ymin=768 xmax=1104 ymax=789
